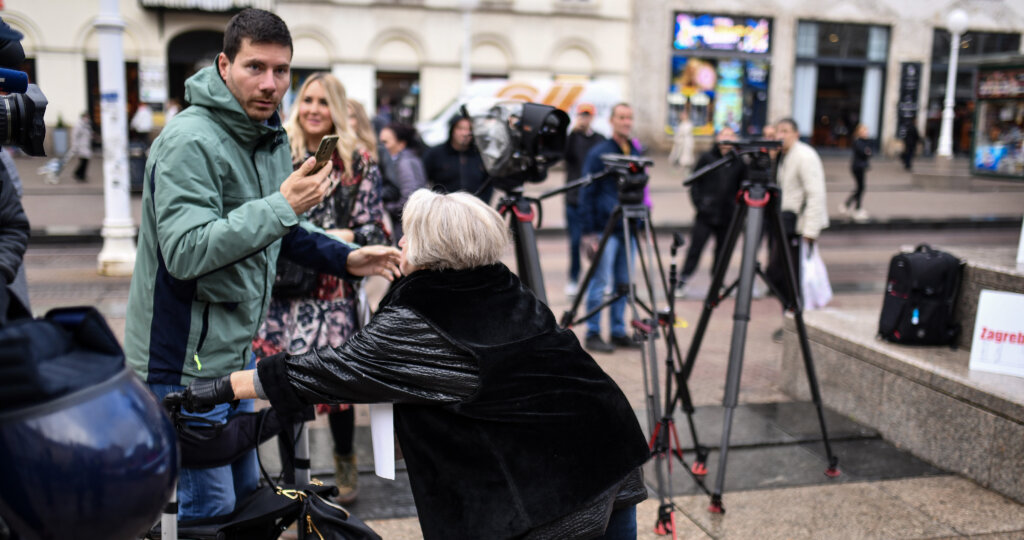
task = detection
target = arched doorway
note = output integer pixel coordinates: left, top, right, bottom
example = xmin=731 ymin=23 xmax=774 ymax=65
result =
xmin=167 ymin=30 xmax=223 ymax=104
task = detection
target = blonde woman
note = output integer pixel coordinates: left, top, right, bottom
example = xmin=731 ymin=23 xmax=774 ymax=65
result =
xmin=252 ymin=72 xmax=386 ymax=504
xmin=181 ymin=189 xmax=649 ymax=540
xmin=843 ymin=123 xmax=871 ymax=222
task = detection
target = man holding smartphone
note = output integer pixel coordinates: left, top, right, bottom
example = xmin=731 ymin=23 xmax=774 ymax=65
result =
xmin=124 ymin=9 xmax=399 ymax=522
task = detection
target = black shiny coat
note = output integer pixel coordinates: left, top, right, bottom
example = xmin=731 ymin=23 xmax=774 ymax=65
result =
xmin=258 ymin=264 xmax=649 ymax=539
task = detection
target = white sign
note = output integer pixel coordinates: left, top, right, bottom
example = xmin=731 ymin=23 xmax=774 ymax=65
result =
xmin=368 ymin=403 xmax=395 ymax=480
xmin=969 ymin=289 xmax=1024 ymax=378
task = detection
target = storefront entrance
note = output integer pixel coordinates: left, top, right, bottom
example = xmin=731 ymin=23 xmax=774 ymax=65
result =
xmin=810 ymin=65 xmax=865 ymax=148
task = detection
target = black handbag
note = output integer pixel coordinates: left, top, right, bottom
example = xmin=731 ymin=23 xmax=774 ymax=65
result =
xmin=272 ymin=258 xmax=320 ymax=299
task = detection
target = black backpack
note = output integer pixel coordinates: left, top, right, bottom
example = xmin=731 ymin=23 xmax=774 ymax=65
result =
xmin=878 ymin=244 xmax=964 ymax=345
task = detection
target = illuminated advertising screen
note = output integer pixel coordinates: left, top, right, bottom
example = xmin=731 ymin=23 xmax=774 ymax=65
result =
xmin=673 ymin=13 xmax=770 ymax=54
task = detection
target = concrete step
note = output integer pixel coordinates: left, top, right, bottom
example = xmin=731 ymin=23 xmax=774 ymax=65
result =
xmin=777 ymin=307 xmax=1024 ymax=504
xmin=948 ymin=245 xmax=1024 ymax=351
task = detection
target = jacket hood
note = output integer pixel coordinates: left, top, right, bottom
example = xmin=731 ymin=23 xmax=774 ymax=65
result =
xmin=184 ymin=65 xmax=283 ymax=142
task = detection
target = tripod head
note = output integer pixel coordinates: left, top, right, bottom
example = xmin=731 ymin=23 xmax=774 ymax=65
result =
xmin=684 ymin=139 xmax=780 ymax=187
xmin=601 ymin=154 xmax=654 ymax=205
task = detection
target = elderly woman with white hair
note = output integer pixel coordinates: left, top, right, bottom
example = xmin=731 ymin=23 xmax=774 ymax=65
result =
xmin=178 ymin=189 xmax=650 ymax=540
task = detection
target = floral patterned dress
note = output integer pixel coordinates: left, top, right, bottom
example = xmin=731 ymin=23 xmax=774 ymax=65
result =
xmin=253 ymin=148 xmax=385 ymax=373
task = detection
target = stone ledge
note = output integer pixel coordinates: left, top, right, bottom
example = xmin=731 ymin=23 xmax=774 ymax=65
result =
xmin=779 ymin=308 xmax=1024 ymax=503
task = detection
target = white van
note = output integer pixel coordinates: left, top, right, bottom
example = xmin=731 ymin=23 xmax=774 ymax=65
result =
xmin=417 ymin=79 xmax=622 ymax=147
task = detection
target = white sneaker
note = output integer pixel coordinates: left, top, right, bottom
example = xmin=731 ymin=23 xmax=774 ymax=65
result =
xmin=837 ymin=202 xmax=850 ymax=217
xmin=852 ymin=208 xmax=870 ymax=223
xmin=564 ymin=280 xmax=579 ymax=297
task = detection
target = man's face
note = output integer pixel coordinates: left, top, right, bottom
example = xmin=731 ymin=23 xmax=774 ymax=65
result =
xmin=451 ymin=118 xmax=473 ymax=151
xmin=610 ymin=105 xmax=633 ymax=141
xmin=762 ymin=125 xmax=776 ymax=141
xmin=575 ymin=113 xmax=592 ymax=130
xmin=217 ymin=38 xmax=291 ymax=122
xmin=716 ymin=127 xmax=737 ymax=151
xmin=775 ymin=122 xmax=799 ymax=151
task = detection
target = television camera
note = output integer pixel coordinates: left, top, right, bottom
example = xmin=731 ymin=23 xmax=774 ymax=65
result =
xmin=0 ymin=19 xmax=47 ymax=156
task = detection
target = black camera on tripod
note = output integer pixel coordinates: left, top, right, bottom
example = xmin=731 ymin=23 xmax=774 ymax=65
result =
xmin=600 ymin=154 xmax=654 ymax=205
xmin=686 ymin=139 xmax=780 ymax=188
xmin=463 ymin=99 xmax=569 ymax=191
xmin=0 ymin=19 xmax=47 ymax=156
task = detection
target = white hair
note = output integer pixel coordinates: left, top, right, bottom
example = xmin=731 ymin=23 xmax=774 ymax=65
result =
xmin=401 ymin=189 xmax=509 ymax=270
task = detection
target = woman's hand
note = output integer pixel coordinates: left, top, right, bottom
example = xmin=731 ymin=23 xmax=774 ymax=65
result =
xmin=346 ymin=245 xmax=402 ymax=281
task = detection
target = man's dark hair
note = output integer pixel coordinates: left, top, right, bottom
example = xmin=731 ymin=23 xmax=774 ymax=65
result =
xmin=777 ymin=117 xmax=798 ymax=131
xmin=223 ymin=8 xmax=292 ymax=62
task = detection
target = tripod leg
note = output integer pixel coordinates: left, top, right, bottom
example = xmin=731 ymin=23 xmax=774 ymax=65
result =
xmin=680 ymin=202 xmax=748 ymax=380
xmin=710 ymin=195 xmax=767 ymax=514
xmin=560 ymin=207 xmax=622 ymax=328
xmin=510 ymin=200 xmax=547 ymax=304
xmin=764 ymin=202 xmax=841 ymax=477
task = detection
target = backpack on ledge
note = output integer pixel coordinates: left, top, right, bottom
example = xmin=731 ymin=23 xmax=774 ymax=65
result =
xmin=878 ymin=244 xmax=965 ymax=346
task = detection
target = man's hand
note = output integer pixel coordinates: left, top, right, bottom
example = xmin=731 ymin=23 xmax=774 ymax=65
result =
xmin=280 ymin=156 xmax=334 ymax=215
xmin=346 ymin=245 xmax=401 ymax=281
xmin=181 ymin=375 xmax=235 ymax=413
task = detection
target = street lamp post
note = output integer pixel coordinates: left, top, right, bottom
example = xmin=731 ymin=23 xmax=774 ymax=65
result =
xmin=460 ymin=0 xmax=479 ymax=92
xmin=95 ymin=0 xmax=137 ymax=276
xmin=937 ymin=9 xmax=968 ymax=158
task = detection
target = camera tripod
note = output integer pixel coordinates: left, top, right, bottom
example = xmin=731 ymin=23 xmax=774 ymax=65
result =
xmin=681 ymin=144 xmax=840 ymax=513
xmin=560 ymin=156 xmax=710 ymax=538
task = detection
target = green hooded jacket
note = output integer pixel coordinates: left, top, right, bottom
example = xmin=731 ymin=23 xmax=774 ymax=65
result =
xmin=125 ymin=65 xmax=351 ymax=385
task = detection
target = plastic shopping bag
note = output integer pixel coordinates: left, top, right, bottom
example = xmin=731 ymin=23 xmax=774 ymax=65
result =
xmin=800 ymin=239 xmax=833 ymax=310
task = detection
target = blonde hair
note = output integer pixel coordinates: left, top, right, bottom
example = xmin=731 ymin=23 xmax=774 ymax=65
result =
xmin=401 ymin=189 xmax=509 ymax=270
xmin=347 ymin=100 xmax=378 ymax=153
xmin=285 ymin=72 xmax=358 ymax=176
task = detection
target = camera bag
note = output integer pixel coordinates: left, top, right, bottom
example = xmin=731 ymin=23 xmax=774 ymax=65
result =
xmin=877 ymin=243 xmax=964 ymax=345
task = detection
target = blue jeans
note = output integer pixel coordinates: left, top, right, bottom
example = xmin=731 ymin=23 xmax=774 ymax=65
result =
xmin=595 ymin=505 xmax=638 ymax=539
xmin=566 ymin=203 xmax=584 ymax=283
xmin=150 ymin=369 xmax=258 ymax=520
xmin=585 ymin=232 xmax=632 ymax=338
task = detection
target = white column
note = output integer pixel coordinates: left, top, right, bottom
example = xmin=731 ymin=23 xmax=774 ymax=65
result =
xmin=793 ymin=64 xmax=817 ymax=137
xmin=860 ymin=67 xmax=883 ymax=138
xmin=95 ymin=0 xmax=137 ymax=276
xmin=938 ymin=10 xmax=968 ymax=158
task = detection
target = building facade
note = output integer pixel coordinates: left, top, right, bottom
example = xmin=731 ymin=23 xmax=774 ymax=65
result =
xmin=5 ymin=0 xmax=628 ymax=150
xmin=632 ymin=0 xmax=1024 ymax=155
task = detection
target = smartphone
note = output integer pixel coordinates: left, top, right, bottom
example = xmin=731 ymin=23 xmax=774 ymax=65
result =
xmin=311 ymin=135 xmax=339 ymax=173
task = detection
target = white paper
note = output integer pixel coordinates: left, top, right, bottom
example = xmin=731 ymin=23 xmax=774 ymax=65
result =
xmin=368 ymin=403 xmax=395 ymax=479
xmin=969 ymin=289 xmax=1024 ymax=378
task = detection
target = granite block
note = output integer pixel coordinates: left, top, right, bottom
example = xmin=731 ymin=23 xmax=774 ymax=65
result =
xmin=878 ymin=476 xmax=1024 ymax=535
xmin=878 ymin=373 xmax=996 ymax=486
xmin=987 ymin=416 xmax=1024 ymax=503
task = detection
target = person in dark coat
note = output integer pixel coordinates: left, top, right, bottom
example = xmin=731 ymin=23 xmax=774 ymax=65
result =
xmin=842 ymin=123 xmax=872 ymax=222
xmin=0 ymin=149 xmax=29 ymax=325
xmin=679 ymin=126 xmax=745 ymax=291
xmin=562 ymin=103 xmax=606 ymax=296
xmin=901 ymin=121 xmax=919 ymax=171
xmin=177 ymin=189 xmax=650 ymax=540
xmin=423 ymin=115 xmax=492 ymax=203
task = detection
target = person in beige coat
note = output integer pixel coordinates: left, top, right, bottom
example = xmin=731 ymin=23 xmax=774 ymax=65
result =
xmin=767 ymin=117 xmax=828 ymax=310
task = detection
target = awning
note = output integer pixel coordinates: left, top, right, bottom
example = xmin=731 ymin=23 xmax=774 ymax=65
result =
xmin=139 ymin=0 xmax=275 ymax=12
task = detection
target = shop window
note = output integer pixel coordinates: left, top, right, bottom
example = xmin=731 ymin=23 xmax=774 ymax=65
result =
xmin=376 ymin=71 xmax=420 ymax=126
xmin=668 ymin=12 xmax=772 ymax=137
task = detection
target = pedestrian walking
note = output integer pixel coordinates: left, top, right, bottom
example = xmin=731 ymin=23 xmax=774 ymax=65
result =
xmin=669 ymin=105 xmax=695 ymax=173
xmin=70 ymin=112 xmax=92 ymax=183
xmin=563 ymin=102 xmax=605 ymax=297
xmin=841 ymin=123 xmax=871 ymax=222
xmin=252 ymin=72 xmax=389 ymax=506
xmin=901 ymin=121 xmax=919 ymax=171
xmin=177 ymin=189 xmax=650 ymax=540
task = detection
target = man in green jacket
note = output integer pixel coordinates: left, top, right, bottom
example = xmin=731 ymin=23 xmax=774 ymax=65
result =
xmin=124 ymin=9 xmax=399 ymax=521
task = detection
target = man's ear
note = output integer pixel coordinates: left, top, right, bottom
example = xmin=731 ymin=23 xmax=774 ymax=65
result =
xmin=217 ymin=52 xmax=229 ymax=80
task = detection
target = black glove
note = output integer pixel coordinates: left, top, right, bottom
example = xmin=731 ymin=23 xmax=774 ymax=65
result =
xmin=181 ymin=375 xmax=235 ymax=413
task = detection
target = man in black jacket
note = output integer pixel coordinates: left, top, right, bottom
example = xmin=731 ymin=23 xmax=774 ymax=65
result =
xmin=0 ymin=150 xmax=30 ymax=325
xmin=423 ymin=115 xmax=492 ymax=203
xmin=562 ymin=103 xmax=605 ymax=296
xmin=679 ymin=126 xmax=744 ymax=292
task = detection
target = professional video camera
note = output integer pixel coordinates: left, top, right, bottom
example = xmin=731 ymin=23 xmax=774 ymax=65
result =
xmin=601 ymin=154 xmax=654 ymax=205
xmin=0 ymin=19 xmax=47 ymax=156
xmin=462 ymin=99 xmax=569 ymax=191
xmin=686 ymin=139 xmax=780 ymax=188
